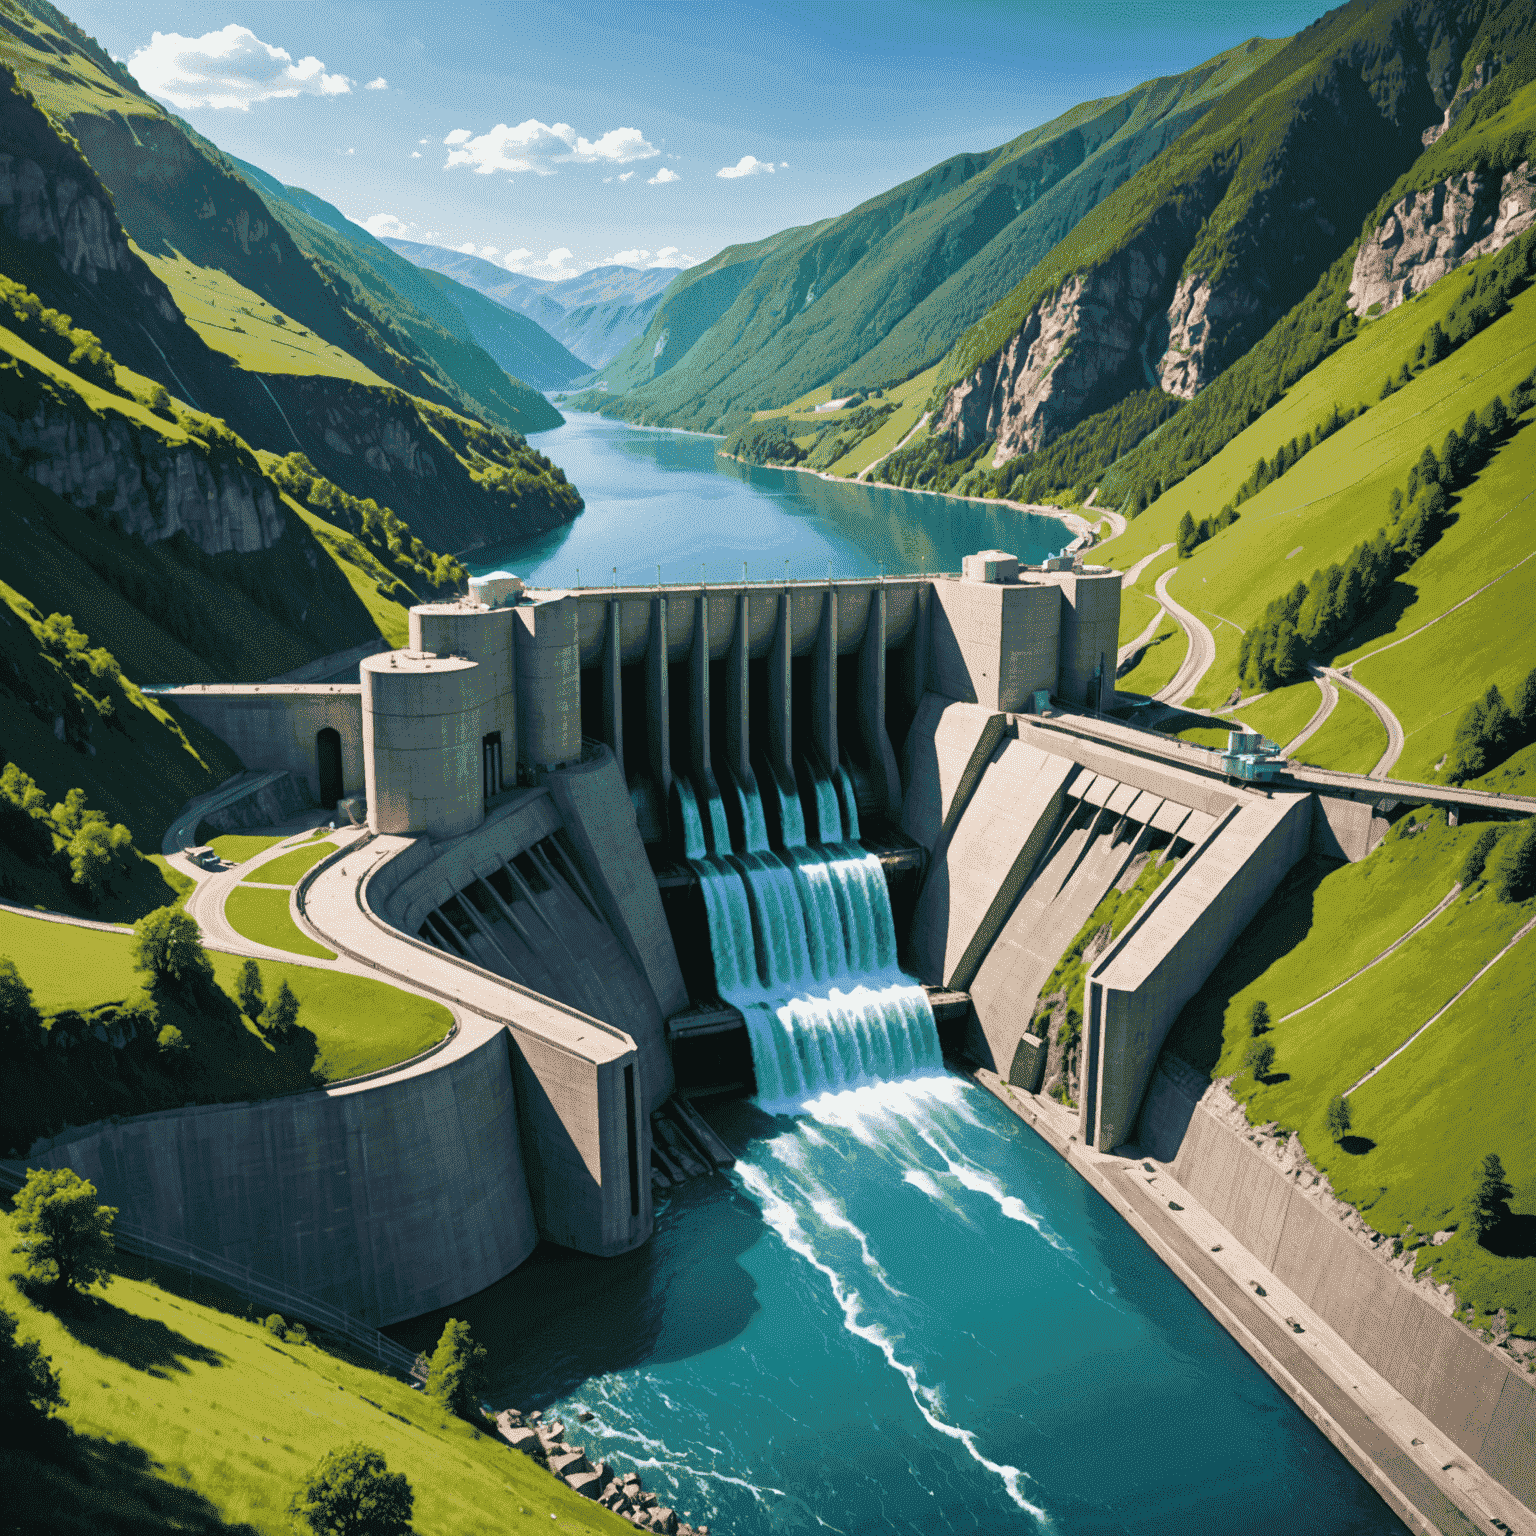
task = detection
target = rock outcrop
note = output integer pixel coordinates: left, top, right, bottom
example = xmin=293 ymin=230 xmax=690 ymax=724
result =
xmin=1154 ymin=273 xmax=1265 ymax=399
xmin=933 ymin=246 xmax=1171 ymax=466
xmin=1 ymin=379 xmax=286 ymax=554
xmin=1347 ymin=161 xmax=1536 ymax=316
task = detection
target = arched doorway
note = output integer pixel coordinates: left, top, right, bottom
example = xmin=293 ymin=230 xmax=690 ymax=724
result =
xmin=316 ymin=727 xmax=343 ymax=809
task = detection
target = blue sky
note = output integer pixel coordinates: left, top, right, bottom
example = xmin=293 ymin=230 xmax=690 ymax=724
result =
xmin=74 ymin=0 xmax=1329 ymax=282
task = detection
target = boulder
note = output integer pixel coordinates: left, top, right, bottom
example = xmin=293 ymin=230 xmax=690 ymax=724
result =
xmin=548 ymin=1451 xmax=591 ymax=1480
xmin=578 ymin=1408 xmax=596 ymax=1422
xmin=600 ymin=1489 xmax=633 ymax=1514
xmin=497 ymin=1424 xmax=543 ymax=1457
xmin=566 ymin=1471 xmax=604 ymax=1500
xmin=594 ymin=1460 xmax=614 ymax=1487
xmin=653 ymin=1509 xmax=679 ymax=1535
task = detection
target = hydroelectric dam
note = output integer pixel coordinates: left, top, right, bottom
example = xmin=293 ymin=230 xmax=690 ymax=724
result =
xmin=20 ymin=545 xmax=1531 ymax=1531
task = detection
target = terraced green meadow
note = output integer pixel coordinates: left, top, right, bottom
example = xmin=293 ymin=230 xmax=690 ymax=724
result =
xmin=1170 ymin=814 xmax=1536 ymax=1331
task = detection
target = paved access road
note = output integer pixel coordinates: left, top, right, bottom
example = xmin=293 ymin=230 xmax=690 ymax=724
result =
xmin=1152 ymin=567 xmax=1217 ymax=707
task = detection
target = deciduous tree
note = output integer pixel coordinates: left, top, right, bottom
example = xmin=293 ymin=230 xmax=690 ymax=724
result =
xmin=426 ymin=1318 xmax=488 ymax=1421
xmin=289 ymin=1443 xmax=414 ymax=1536
xmin=11 ymin=1168 xmax=116 ymax=1297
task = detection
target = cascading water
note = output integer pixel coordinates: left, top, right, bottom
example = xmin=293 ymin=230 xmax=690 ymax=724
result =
xmin=684 ymin=769 xmax=939 ymax=1111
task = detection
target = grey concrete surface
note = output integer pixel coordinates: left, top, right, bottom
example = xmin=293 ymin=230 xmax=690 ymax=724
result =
xmin=21 ymin=1020 xmax=535 ymax=1326
xmin=910 ymin=738 xmax=1074 ymax=991
xmin=1138 ymin=1068 xmax=1536 ymax=1517
xmin=899 ymin=694 xmax=1005 ymax=854
xmin=162 ymin=687 xmax=364 ymax=806
xmin=930 ymin=576 xmax=1061 ymax=711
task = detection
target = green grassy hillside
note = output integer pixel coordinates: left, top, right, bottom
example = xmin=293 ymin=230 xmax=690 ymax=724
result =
xmin=0 ymin=1203 xmax=620 ymax=1535
xmin=578 ymin=39 xmax=1282 ymax=432
xmin=0 ymin=906 xmax=449 ymax=1151
xmin=1168 ymin=814 xmax=1536 ymax=1334
xmin=1098 ymin=246 xmax=1536 ymax=778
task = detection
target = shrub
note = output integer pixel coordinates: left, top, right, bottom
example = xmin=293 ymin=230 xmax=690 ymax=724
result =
xmin=132 ymin=906 xmax=210 ymax=986
xmin=1247 ymin=999 xmax=1270 ymax=1036
xmin=1242 ymin=1039 xmax=1275 ymax=1081
xmin=1466 ymin=1153 xmax=1514 ymax=1243
xmin=0 ymin=1304 xmax=64 ymax=1444
xmin=264 ymin=1312 xmax=288 ymax=1337
xmin=0 ymin=957 xmax=41 ymax=1052
xmin=1460 ymin=825 xmax=1505 ymax=887
xmin=1326 ymin=1094 xmax=1352 ymax=1142
xmin=237 ymin=959 xmax=265 ymax=1021
xmin=156 ymin=1023 xmax=188 ymax=1061
xmin=425 ymin=1318 xmax=488 ymax=1421
xmin=289 ymin=1443 xmax=414 ymax=1536
xmin=11 ymin=1167 xmax=116 ymax=1297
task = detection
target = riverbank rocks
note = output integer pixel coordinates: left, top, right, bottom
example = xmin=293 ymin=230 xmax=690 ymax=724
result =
xmin=496 ymin=1408 xmax=712 ymax=1534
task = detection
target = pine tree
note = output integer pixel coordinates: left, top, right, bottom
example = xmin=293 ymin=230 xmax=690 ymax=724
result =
xmin=1176 ymin=511 xmax=1197 ymax=558
xmin=425 ymin=1319 xmax=488 ymax=1421
xmin=1465 ymin=1153 xmax=1514 ymax=1241
xmin=266 ymin=980 xmax=300 ymax=1040
xmin=1326 ymin=1095 xmax=1352 ymax=1142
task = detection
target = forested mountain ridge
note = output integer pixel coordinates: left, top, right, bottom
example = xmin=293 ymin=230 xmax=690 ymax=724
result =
xmin=567 ymin=37 xmax=1287 ymax=432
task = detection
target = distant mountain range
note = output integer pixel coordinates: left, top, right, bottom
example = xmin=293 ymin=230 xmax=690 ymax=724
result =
xmin=382 ymin=240 xmax=676 ymax=369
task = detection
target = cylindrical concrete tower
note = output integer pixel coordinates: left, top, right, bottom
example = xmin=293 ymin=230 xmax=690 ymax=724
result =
xmin=515 ymin=594 xmax=581 ymax=772
xmin=362 ymin=651 xmax=488 ymax=839
xmin=411 ymin=603 xmax=516 ymax=794
xmin=1052 ymin=568 xmax=1123 ymax=710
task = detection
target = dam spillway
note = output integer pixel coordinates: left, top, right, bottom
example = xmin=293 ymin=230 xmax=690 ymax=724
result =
xmin=677 ymin=773 xmax=940 ymax=1108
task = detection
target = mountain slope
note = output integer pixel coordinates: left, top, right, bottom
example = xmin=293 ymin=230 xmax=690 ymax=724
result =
xmin=226 ymin=156 xmax=577 ymax=414
xmin=927 ymin=0 xmax=1536 ymax=472
xmin=569 ymin=37 xmax=1286 ymax=432
xmin=384 ymin=239 xmax=674 ymax=367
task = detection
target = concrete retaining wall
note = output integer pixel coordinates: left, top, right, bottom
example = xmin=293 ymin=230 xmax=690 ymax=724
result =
xmin=20 ymin=1026 xmax=535 ymax=1327
xmin=164 ymin=686 xmax=364 ymax=804
xmin=899 ymin=694 xmax=1004 ymax=854
xmin=911 ymin=739 xmax=1075 ymax=990
xmin=1140 ymin=1067 xmax=1536 ymax=1510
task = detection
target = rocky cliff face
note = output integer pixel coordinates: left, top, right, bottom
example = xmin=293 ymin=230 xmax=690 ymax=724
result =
xmin=1153 ymin=272 xmax=1266 ymax=399
xmin=2 ymin=381 xmax=285 ymax=554
xmin=1347 ymin=161 xmax=1536 ymax=316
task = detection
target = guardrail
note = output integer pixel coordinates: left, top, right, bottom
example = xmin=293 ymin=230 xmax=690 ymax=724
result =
xmin=0 ymin=1163 xmax=423 ymax=1381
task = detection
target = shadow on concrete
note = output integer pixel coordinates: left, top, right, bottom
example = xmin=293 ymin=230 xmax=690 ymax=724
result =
xmin=1163 ymin=857 xmax=1335 ymax=1077
xmin=53 ymin=1294 xmax=226 ymax=1378
xmin=1 ymin=1431 xmax=260 ymax=1534
xmin=1339 ymin=1135 xmax=1377 ymax=1156
xmin=1484 ymin=1212 xmax=1536 ymax=1260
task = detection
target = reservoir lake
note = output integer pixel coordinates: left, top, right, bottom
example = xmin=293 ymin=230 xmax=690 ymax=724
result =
xmin=402 ymin=413 xmax=1411 ymax=1536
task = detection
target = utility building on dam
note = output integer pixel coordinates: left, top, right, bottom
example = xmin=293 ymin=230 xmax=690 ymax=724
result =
xmin=30 ymin=550 xmax=1385 ymax=1326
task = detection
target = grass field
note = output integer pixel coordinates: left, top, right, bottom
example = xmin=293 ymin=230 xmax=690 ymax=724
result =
xmin=1231 ymin=682 xmax=1323 ymax=751
xmin=1115 ymin=615 xmax=1184 ymax=696
xmin=1163 ymin=721 xmax=1231 ymax=749
xmin=242 ymin=842 xmax=337 ymax=885
xmin=207 ymin=833 xmax=291 ymax=864
xmin=0 ymin=1206 xmax=625 ymax=1536
xmin=1293 ymin=686 xmax=1388 ymax=775
xmin=1097 ymin=262 xmax=1536 ymax=727
xmin=139 ymin=251 xmax=393 ymax=386
xmin=224 ymin=888 xmax=336 ymax=960
xmin=1118 ymin=586 xmax=1162 ymax=645
xmin=1169 ymin=815 xmax=1536 ymax=1331
xmin=0 ymin=910 xmax=444 ymax=1080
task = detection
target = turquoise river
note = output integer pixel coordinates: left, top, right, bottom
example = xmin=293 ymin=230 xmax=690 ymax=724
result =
xmin=393 ymin=414 xmax=1410 ymax=1535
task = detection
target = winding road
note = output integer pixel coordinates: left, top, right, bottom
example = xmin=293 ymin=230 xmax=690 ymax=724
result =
xmin=1325 ymin=667 xmax=1406 ymax=780
xmin=1282 ymin=670 xmax=1340 ymax=756
xmin=1151 ymin=567 xmax=1217 ymax=708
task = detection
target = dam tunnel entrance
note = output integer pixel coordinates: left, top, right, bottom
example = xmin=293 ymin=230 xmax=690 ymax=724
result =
xmin=885 ymin=643 xmax=917 ymax=765
xmin=580 ymin=664 xmax=603 ymax=748
xmin=316 ymin=727 xmax=343 ymax=809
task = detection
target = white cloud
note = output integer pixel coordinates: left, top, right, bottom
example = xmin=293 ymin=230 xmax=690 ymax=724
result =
xmin=410 ymin=151 xmax=421 ymax=159
xmin=342 ymin=147 xmax=355 ymax=155
xmin=618 ymin=171 xmax=634 ymax=182
xmin=362 ymin=212 xmax=413 ymax=239
xmin=128 ymin=24 xmax=351 ymax=111
xmin=442 ymin=119 xmax=657 ymax=175
xmin=365 ymin=76 xmax=387 ymax=90
xmin=648 ymin=167 xmax=680 ymax=185
xmin=497 ymin=247 xmax=584 ymax=279
xmin=606 ymin=246 xmax=695 ymax=269
xmin=717 ymin=155 xmax=774 ymax=179
xmin=418 ymin=137 xmax=431 ymax=144
xmin=456 ymin=242 xmax=501 ymax=258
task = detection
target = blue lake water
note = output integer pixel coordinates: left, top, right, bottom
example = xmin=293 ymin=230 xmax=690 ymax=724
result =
xmin=467 ymin=413 xmax=1072 ymax=583
xmin=405 ymin=414 xmax=1410 ymax=1535
xmin=391 ymin=1077 xmax=1406 ymax=1536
